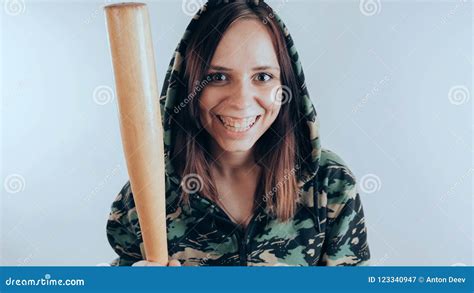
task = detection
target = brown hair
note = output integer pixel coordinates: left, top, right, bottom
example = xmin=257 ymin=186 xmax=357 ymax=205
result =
xmin=171 ymin=1 xmax=311 ymax=221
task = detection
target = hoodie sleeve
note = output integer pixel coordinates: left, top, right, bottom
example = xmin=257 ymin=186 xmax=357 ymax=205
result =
xmin=317 ymin=149 xmax=371 ymax=266
xmin=106 ymin=181 xmax=144 ymax=266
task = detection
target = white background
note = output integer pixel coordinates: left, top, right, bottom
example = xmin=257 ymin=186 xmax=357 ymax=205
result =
xmin=2 ymin=0 xmax=472 ymax=266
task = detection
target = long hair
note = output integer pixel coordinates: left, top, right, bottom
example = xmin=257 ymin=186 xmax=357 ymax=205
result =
xmin=171 ymin=1 xmax=312 ymax=221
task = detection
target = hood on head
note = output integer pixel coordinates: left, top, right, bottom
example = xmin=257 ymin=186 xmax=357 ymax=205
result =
xmin=159 ymin=0 xmax=321 ymax=198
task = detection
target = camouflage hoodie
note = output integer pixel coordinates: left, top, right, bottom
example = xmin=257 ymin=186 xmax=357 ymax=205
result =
xmin=106 ymin=0 xmax=370 ymax=266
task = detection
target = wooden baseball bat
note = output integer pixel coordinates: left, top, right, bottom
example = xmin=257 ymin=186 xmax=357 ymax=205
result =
xmin=104 ymin=2 xmax=168 ymax=264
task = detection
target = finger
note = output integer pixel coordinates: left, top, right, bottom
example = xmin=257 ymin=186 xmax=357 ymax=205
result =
xmin=132 ymin=260 xmax=148 ymax=266
xmin=147 ymin=262 xmax=166 ymax=266
xmin=168 ymin=259 xmax=181 ymax=266
xmin=133 ymin=260 xmax=166 ymax=267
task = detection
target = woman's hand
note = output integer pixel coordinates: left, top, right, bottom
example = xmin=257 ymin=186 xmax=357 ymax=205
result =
xmin=132 ymin=259 xmax=181 ymax=266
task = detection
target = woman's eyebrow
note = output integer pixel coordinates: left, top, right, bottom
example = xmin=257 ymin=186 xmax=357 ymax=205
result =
xmin=252 ymin=66 xmax=280 ymax=71
xmin=209 ymin=65 xmax=232 ymax=71
xmin=208 ymin=65 xmax=280 ymax=71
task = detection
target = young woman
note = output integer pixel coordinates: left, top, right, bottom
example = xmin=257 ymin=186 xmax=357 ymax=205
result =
xmin=106 ymin=0 xmax=370 ymax=266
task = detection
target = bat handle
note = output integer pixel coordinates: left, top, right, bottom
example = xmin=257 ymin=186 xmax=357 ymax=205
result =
xmin=105 ymin=2 xmax=168 ymax=264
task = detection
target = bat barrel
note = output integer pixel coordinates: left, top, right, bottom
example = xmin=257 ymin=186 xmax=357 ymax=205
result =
xmin=105 ymin=2 xmax=168 ymax=264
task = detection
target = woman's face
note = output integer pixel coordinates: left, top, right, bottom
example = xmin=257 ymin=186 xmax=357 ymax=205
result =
xmin=198 ymin=19 xmax=282 ymax=153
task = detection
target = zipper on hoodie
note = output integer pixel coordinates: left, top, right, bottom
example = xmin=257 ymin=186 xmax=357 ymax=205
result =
xmin=238 ymin=213 xmax=259 ymax=266
xmin=191 ymin=193 xmax=261 ymax=266
xmin=214 ymin=205 xmax=260 ymax=266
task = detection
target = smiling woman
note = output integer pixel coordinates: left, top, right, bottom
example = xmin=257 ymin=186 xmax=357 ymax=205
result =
xmin=178 ymin=5 xmax=309 ymax=224
xmin=106 ymin=0 xmax=371 ymax=266
xmin=198 ymin=21 xmax=283 ymax=223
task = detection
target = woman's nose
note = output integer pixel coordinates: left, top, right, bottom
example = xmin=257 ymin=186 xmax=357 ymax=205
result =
xmin=229 ymin=79 xmax=255 ymax=109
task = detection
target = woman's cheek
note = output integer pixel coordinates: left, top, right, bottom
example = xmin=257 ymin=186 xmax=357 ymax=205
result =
xmin=259 ymin=90 xmax=281 ymax=117
xmin=198 ymin=89 xmax=217 ymax=120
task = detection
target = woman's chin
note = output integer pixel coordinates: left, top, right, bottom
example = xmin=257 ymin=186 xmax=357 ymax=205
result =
xmin=217 ymin=141 xmax=256 ymax=153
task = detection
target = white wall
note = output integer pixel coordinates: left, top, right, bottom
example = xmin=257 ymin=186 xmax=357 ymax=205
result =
xmin=2 ymin=0 xmax=472 ymax=266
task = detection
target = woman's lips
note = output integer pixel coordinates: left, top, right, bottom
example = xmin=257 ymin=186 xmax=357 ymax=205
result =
xmin=215 ymin=114 xmax=261 ymax=133
xmin=218 ymin=115 xmax=257 ymax=127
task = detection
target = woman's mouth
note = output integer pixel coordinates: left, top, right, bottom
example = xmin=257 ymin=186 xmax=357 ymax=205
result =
xmin=216 ymin=114 xmax=261 ymax=133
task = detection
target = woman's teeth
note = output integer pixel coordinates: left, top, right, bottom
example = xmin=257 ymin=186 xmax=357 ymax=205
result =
xmin=217 ymin=115 xmax=259 ymax=132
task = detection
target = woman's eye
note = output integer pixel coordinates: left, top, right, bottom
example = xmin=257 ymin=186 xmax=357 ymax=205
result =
xmin=208 ymin=72 xmax=228 ymax=82
xmin=255 ymin=73 xmax=272 ymax=82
